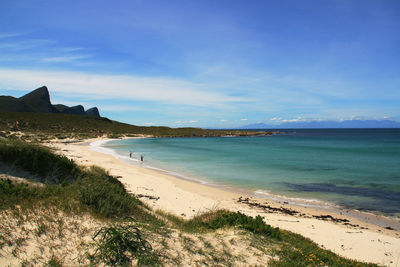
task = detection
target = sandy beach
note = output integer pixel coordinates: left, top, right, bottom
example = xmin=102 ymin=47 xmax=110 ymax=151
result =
xmin=47 ymin=137 xmax=400 ymax=266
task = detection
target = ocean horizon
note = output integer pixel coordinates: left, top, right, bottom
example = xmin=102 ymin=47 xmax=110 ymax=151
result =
xmin=101 ymin=128 xmax=400 ymax=218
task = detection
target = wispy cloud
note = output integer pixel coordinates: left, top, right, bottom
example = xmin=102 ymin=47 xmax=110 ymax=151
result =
xmin=0 ymin=32 xmax=30 ymax=39
xmin=0 ymin=69 xmax=252 ymax=106
xmin=0 ymin=36 xmax=93 ymax=66
xmin=41 ymin=55 xmax=91 ymax=63
xmin=0 ymin=39 xmax=56 ymax=51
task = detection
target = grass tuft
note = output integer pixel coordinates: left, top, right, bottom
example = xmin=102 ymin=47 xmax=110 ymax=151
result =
xmin=90 ymin=224 xmax=159 ymax=266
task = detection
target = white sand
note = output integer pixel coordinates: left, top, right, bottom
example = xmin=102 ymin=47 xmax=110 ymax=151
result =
xmin=48 ymin=138 xmax=400 ymax=266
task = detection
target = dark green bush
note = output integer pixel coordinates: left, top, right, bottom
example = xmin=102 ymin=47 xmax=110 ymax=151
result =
xmin=187 ymin=210 xmax=281 ymax=239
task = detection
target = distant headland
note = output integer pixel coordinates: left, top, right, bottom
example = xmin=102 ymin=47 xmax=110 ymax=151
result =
xmin=0 ymin=86 xmax=100 ymax=117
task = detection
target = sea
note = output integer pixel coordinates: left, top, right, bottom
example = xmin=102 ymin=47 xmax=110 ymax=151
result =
xmin=100 ymin=129 xmax=400 ymax=218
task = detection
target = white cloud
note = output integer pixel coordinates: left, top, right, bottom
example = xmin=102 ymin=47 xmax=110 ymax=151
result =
xmin=349 ymin=115 xmax=363 ymax=121
xmin=0 ymin=68 xmax=252 ymax=107
xmin=240 ymin=118 xmax=248 ymax=121
xmin=281 ymin=117 xmax=307 ymax=123
xmin=220 ymin=119 xmax=227 ymax=122
xmin=189 ymin=120 xmax=198 ymax=123
xmin=269 ymin=117 xmax=281 ymax=121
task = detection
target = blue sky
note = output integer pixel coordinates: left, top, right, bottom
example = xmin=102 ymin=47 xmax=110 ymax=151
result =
xmin=0 ymin=0 xmax=399 ymax=128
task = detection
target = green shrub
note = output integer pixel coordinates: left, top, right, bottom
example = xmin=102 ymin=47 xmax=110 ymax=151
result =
xmin=186 ymin=210 xmax=281 ymax=239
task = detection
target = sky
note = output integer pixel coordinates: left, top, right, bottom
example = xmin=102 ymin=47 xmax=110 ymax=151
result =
xmin=0 ymin=0 xmax=399 ymax=128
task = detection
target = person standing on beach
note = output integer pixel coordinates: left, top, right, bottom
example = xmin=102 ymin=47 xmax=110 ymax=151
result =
xmin=141 ymin=155 xmax=144 ymax=162
xmin=129 ymin=152 xmax=132 ymax=158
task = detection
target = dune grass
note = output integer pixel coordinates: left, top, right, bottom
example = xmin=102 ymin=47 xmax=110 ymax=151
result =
xmin=0 ymin=139 xmax=78 ymax=185
xmin=90 ymin=224 xmax=159 ymax=266
xmin=0 ymin=139 xmax=157 ymax=222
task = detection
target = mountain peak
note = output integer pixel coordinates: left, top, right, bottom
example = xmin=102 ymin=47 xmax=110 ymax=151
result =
xmin=18 ymin=86 xmax=57 ymax=113
xmin=20 ymin=86 xmax=50 ymax=103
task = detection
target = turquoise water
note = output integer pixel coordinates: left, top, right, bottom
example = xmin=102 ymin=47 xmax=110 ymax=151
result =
xmin=103 ymin=129 xmax=400 ymax=216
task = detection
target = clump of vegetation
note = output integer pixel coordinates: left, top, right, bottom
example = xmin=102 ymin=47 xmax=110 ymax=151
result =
xmin=90 ymin=224 xmax=159 ymax=266
xmin=45 ymin=255 xmax=63 ymax=267
xmin=0 ymin=179 xmax=61 ymax=209
xmin=185 ymin=210 xmax=281 ymax=239
xmin=77 ymin=166 xmax=141 ymax=218
xmin=0 ymin=139 xmax=79 ymax=185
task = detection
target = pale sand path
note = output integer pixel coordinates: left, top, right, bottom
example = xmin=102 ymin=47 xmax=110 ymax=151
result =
xmin=47 ymin=138 xmax=400 ymax=266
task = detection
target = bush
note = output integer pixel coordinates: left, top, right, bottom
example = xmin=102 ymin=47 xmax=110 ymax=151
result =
xmin=187 ymin=210 xmax=281 ymax=239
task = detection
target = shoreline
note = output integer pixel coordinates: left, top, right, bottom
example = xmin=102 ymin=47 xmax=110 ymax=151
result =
xmin=95 ymin=138 xmax=400 ymax=232
xmin=47 ymin=137 xmax=400 ymax=266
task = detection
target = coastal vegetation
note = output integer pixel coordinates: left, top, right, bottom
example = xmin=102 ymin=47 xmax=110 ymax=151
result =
xmin=0 ymin=111 xmax=270 ymax=139
xmin=0 ymin=138 xmax=378 ymax=266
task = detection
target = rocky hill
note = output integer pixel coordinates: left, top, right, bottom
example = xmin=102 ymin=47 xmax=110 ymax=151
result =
xmin=0 ymin=86 xmax=100 ymax=117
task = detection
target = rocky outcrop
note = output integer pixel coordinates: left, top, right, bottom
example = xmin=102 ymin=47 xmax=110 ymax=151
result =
xmin=62 ymin=105 xmax=85 ymax=115
xmin=0 ymin=96 xmax=32 ymax=112
xmin=19 ymin=86 xmax=59 ymax=113
xmin=0 ymin=86 xmax=101 ymax=117
xmin=85 ymin=107 xmax=100 ymax=117
xmin=53 ymin=104 xmax=69 ymax=113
